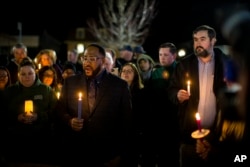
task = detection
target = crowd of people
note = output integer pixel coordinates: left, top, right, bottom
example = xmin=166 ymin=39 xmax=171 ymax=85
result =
xmin=0 ymin=22 xmax=249 ymax=167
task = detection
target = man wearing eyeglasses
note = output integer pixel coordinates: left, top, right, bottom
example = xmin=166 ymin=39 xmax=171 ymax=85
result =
xmin=55 ymin=43 xmax=133 ymax=167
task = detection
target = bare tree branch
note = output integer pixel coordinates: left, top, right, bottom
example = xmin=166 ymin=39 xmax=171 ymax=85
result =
xmin=87 ymin=0 xmax=158 ymax=50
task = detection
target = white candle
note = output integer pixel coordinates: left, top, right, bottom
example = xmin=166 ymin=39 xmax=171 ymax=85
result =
xmin=78 ymin=92 xmax=82 ymax=119
xmin=25 ymin=100 xmax=33 ymax=116
xmin=187 ymin=80 xmax=191 ymax=95
xmin=56 ymin=92 xmax=60 ymax=99
xmin=38 ymin=63 xmax=41 ymax=70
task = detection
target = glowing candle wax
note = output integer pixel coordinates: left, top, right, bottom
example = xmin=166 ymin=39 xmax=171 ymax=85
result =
xmin=25 ymin=100 xmax=33 ymax=116
xmin=78 ymin=92 xmax=82 ymax=119
xmin=187 ymin=80 xmax=191 ymax=95
xmin=195 ymin=112 xmax=202 ymax=132
xmin=56 ymin=92 xmax=60 ymax=99
xmin=38 ymin=63 xmax=41 ymax=70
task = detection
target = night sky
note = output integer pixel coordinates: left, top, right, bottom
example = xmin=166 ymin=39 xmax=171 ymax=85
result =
xmin=1 ymin=0 xmax=249 ymax=60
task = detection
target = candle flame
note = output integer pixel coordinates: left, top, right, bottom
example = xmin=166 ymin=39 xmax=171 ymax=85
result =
xmin=38 ymin=63 xmax=41 ymax=70
xmin=187 ymin=80 xmax=190 ymax=85
xmin=78 ymin=92 xmax=82 ymax=100
xmin=56 ymin=92 xmax=60 ymax=99
xmin=195 ymin=112 xmax=200 ymax=121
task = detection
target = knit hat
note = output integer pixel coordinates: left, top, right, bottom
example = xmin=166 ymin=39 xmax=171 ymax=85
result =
xmin=119 ymin=45 xmax=133 ymax=52
xmin=133 ymin=45 xmax=146 ymax=54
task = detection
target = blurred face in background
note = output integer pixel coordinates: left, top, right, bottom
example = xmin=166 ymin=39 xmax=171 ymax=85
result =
xmin=67 ymin=50 xmax=78 ymax=63
xmin=0 ymin=69 xmax=8 ymax=89
xmin=120 ymin=65 xmax=134 ymax=86
xmin=42 ymin=69 xmax=54 ymax=86
xmin=159 ymin=47 xmax=176 ymax=66
xmin=18 ymin=66 xmax=36 ymax=87
xmin=13 ymin=48 xmax=27 ymax=64
xmin=104 ymin=52 xmax=114 ymax=73
xmin=40 ymin=54 xmax=53 ymax=67
xmin=105 ymin=48 xmax=116 ymax=68
xmin=119 ymin=50 xmax=133 ymax=62
xmin=138 ymin=59 xmax=151 ymax=72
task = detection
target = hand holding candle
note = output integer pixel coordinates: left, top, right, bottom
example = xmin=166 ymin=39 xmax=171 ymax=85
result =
xmin=78 ymin=92 xmax=82 ymax=119
xmin=195 ymin=112 xmax=202 ymax=132
xmin=192 ymin=112 xmax=210 ymax=139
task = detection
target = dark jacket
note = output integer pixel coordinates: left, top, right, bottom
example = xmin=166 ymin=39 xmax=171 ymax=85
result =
xmin=55 ymin=69 xmax=133 ymax=166
xmin=6 ymin=78 xmax=57 ymax=134
xmin=5 ymin=77 xmax=57 ymax=164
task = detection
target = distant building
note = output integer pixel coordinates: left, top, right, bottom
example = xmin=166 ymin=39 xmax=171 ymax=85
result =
xmin=0 ymin=27 xmax=98 ymax=64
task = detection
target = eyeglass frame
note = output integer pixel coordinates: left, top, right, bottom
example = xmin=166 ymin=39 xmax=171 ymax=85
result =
xmin=121 ymin=69 xmax=134 ymax=74
xmin=80 ymin=56 xmax=102 ymax=63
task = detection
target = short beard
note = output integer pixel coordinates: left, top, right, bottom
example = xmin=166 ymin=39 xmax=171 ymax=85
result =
xmin=92 ymin=65 xmax=103 ymax=77
xmin=195 ymin=48 xmax=209 ymax=58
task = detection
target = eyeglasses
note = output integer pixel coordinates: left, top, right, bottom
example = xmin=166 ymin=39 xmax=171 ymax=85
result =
xmin=0 ymin=75 xmax=7 ymax=78
xmin=81 ymin=56 xmax=101 ymax=62
xmin=121 ymin=69 xmax=134 ymax=74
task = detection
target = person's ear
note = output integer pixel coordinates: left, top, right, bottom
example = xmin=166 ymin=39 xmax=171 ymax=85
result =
xmin=212 ymin=38 xmax=217 ymax=45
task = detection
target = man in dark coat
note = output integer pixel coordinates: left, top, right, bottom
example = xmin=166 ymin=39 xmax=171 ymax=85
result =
xmin=55 ymin=43 xmax=133 ymax=167
xmin=168 ymin=25 xmax=228 ymax=167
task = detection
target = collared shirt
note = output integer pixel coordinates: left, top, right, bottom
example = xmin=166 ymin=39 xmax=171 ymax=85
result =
xmin=87 ymin=69 xmax=105 ymax=112
xmin=87 ymin=69 xmax=105 ymax=93
xmin=197 ymin=55 xmax=216 ymax=128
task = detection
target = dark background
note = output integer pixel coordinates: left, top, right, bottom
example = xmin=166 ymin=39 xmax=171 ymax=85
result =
xmin=1 ymin=0 xmax=250 ymax=60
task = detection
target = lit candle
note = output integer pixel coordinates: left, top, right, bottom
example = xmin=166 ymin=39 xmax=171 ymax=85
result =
xmin=56 ymin=92 xmax=60 ymax=99
xmin=187 ymin=80 xmax=191 ymax=95
xmin=25 ymin=100 xmax=33 ymax=116
xmin=38 ymin=63 xmax=41 ymax=70
xmin=78 ymin=92 xmax=82 ymax=119
xmin=195 ymin=112 xmax=202 ymax=132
